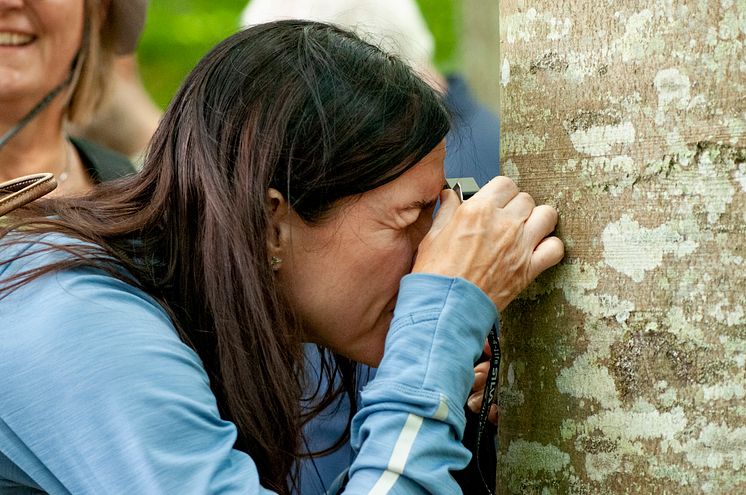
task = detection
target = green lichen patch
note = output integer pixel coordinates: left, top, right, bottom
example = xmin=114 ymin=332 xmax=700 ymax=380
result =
xmin=503 ymin=131 xmax=548 ymax=155
xmin=502 ymin=440 xmax=572 ymax=493
xmin=675 ymin=423 xmax=746 ymax=470
xmin=584 ymin=451 xmax=622 ymax=483
xmin=556 ymin=353 xmax=621 ymax=409
xmin=601 ymin=214 xmax=698 ymax=283
xmin=578 ymin=155 xmax=639 ymax=196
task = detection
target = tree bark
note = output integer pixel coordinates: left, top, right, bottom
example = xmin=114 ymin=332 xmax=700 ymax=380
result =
xmin=497 ymin=1 xmax=746 ymax=493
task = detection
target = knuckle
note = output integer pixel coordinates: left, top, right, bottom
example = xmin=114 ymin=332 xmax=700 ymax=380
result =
xmin=537 ymin=204 xmax=558 ymax=223
xmin=461 ymin=198 xmax=491 ymax=219
xmin=492 ymin=176 xmax=514 ymax=187
xmin=493 ymin=176 xmax=519 ymax=193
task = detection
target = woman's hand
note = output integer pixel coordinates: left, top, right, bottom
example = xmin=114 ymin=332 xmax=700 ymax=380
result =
xmin=466 ymin=342 xmax=498 ymax=423
xmin=413 ymin=176 xmax=564 ymax=311
xmin=468 ymin=360 xmax=498 ymax=423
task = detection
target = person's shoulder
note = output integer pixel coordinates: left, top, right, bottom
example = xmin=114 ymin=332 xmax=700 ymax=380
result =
xmin=0 ymin=234 xmax=258 ymax=494
xmin=0 ymin=231 xmax=82 ymax=278
xmin=70 ymin=136 xmax=136 ymax=182
xmin=0 ymin=234 xmax=199 ymax=441
xmin=0 ymin=232 xmax=178 ymax=364
xmin=0 ymin=231 xmax=115 ymax=283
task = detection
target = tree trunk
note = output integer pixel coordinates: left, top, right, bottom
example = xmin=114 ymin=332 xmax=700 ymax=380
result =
xmin=497 ymin=1 xmax=746 ymax=493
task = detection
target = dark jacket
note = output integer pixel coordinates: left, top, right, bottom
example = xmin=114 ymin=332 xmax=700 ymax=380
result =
xmin=70 ymin=137 xmax=136 ymax=183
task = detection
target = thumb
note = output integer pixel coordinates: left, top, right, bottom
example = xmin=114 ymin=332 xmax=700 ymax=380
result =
xmin=429 ymin=188 xmax=460 ymax=237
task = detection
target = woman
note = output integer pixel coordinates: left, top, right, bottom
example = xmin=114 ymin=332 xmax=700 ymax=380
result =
xmin=0 ymin=0 xmax=145 ymax=193
xmin=241 ymin=2 xmax=502 ymax=490
xmin=0 ymin=21 xmax=563 ymax=494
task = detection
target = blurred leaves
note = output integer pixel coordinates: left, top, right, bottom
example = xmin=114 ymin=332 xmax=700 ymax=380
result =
xmin=137 ymin=4 xmax=242 ymax=108
xmin=138 ymin=0 xmax=458 ymax=108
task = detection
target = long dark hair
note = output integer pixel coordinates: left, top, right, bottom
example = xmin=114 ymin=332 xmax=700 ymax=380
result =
xmin=1 ymin=21 xmax=449 ymax=492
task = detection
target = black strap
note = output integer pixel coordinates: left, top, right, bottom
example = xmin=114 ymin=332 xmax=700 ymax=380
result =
xmin=69 ymin=137 xmax=136 ymax=182
xmin=453 ymin=319 xmax=501 ymax=495
xmin=0 ymin=77 xmax=72 ymax=150
xmin=476 ymin=324 xmax=500 ymax=494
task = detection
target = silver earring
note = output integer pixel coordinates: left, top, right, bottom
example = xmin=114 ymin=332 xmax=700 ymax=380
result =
xmin=270 ymin=256 xmax=283 ymax=270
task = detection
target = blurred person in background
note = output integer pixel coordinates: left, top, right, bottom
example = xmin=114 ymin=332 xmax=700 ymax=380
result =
xmin=241 ymin=0 xmax=499 ymax=187
xmin=70 ymin=53 xmax=161 ymax=166
xmin=0 ymin=0 xmax=145 ymax=194
xmin=241 ymin=1 xmax=501 ymax=492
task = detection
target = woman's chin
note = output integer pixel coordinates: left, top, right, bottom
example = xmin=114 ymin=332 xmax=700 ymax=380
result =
xmin=358 ymin=348 xmax=384 ymax=368
xmin=336 ymin=337 xmax=386 ymax=368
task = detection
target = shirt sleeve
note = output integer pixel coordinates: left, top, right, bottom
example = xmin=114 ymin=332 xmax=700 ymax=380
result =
xmin=344 ymin=273 xmax=498 ymax=494
xmin=0 ymin=264 xmax=276 ymax=495
xmin=1 ymin=253 xmax=496 ymax=494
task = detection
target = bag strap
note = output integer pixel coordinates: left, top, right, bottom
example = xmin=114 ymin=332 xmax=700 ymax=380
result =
xmin=0 ymin=173 xmax=57 ymax=217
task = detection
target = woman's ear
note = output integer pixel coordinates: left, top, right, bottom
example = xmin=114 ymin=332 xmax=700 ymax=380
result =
xmin=266 ymin=188 xmax=290 ymax=270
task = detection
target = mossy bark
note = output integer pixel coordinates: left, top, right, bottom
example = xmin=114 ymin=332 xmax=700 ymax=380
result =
xmin=497 ymin=1 xmax=746 ymax=493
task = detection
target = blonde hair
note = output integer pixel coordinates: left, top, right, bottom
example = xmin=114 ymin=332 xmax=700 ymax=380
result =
xmin=65 ymin=0 xmax=116 ymax=125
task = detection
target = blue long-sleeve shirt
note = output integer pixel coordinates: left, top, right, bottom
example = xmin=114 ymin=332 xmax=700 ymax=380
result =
xmin=0 ymin=238 xmax=496 ymax=494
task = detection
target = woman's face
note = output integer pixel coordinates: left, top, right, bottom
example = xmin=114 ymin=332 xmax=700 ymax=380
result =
xmin=279 ymin=142 xmax=447 ymax=366
xmin=0 ymin=0 xmax=84 ymax=105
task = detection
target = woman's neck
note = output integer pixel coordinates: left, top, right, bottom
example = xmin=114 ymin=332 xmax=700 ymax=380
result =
xmin=0 ymin=113 xmax=69 ymax=184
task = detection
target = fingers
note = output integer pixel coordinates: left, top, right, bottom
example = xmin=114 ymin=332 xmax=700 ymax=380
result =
xmin=418 ymin=175 xmax=564 ymax=312
xmin=522 ymin=203 xmax=561 ymax=282
xmin=467 ymin=395 xmax=499 ymax=425
xmin=467 ymin=391 xmax=482 ymax=413
xmin=429 ymin=188 xmax=460 ymax=237
xmin=466 ymin=391 xmax=500 ymax=425
xmin=529 ymin=236 xmax=565 ymax=280
xmin=475 ymin=176 xmax=520 ymax=208
xmin=524 ymin=204 xmax=559 ymax=245
xmin=468 ymin=360 xmax=495 ymax=414
xmin=473 ymin=362 xmax=490 ymax=391
xmin=502 ymin=192 xmax=536 ymax=221
xmin=468 ymin=364 xmax=489 ymax=413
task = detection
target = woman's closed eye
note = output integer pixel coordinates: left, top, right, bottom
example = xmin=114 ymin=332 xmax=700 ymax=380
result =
xmin=405 ymin=201 xmax=437 ymax=244
xmin=397 ymin=199 xmax=436 ymax=228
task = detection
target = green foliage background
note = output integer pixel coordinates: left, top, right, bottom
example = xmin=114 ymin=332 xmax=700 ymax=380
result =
xmin=138 ymin=0 xmax=459 ymax=108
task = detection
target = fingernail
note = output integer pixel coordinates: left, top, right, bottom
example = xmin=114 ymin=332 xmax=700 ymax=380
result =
xmin=467 ymin=394 xmax=479 ymax=410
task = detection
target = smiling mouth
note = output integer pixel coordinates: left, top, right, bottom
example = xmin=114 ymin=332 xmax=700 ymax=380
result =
xmin=0 ymin=32 xmax=35 ymax=47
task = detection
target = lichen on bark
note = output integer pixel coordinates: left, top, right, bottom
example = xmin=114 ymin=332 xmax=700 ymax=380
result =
xmin=497 ymin=0 xmax=746 ymax=493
